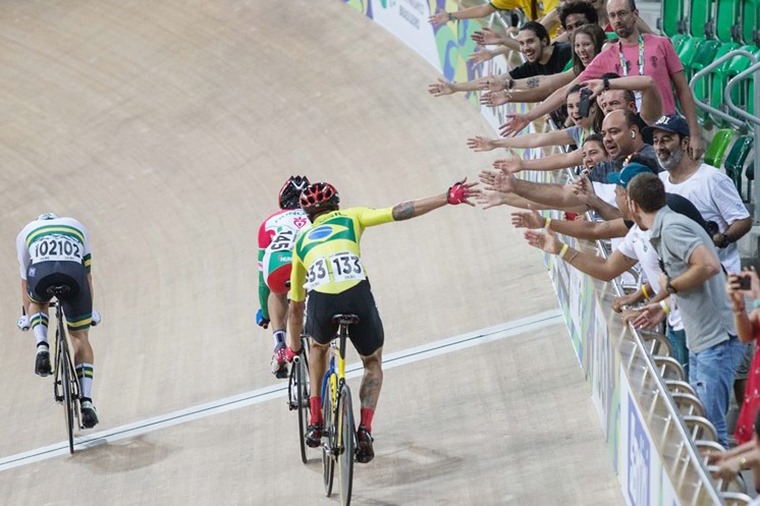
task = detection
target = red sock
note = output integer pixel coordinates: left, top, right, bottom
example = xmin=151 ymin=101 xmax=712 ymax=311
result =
xmin=360 ymin=408 xmax=374 ymax=433
xmin=310 ymin=397 xmax=323 ymax=425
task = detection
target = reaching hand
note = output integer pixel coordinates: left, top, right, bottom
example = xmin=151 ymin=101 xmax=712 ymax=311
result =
xmin=580 ymin=79 xmax=605 ymax=100
xmin=477 ymin=76 xmax=507 ymax=93
xmin=612 ymin=293 xmax=639 ymax=313
xmin=17 ymin=314 xmax=30 ymax=331
xmin=91 ymin=309 xmax=102 ymax=326
xmin=712 ymin=458 xmax=742 ymax=481
xmin=471 ymin=28 xmax=503 ymax=46
xmin=466 ymin=136 xmax=497 ymax=152
xmin=631 ymin=303 xmax=666 ymax=329
xmin=511 ymin=211 xmax=543 ymax=229
xmin=475 ymin=190 xmax=507 ymax=210
xmin=429 ymin=10 xmax=450 ymax=27
xmin=493 ymin=157 xmax=523 ymax=174
xmin=256 ymin=308 xmax=270 ymax=329
xmin=479 ymin=169 xmax=516 ymax=193
xmin=499 ymin=113 xmax=530 ymax=137
xmin=688 ymin=135 xmax=705 ymax=161
xmin=570 ymin=172 xmax=595 ymax=204
xmin=524 ymin=228 xmax=561 ymax=254
xmin=428 ymin=78 xmax=456 ymax=97
xmin=447 ymin=177 xmax=480 ymax=206
xmin=480 ymin=91 xmax=510 ymax=107
xmin=468 ymin=48 xmax=495 ymax=65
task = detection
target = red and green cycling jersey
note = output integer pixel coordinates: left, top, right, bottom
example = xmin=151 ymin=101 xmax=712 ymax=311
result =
xmin=289 ymin=207 xmax=395 ymax=302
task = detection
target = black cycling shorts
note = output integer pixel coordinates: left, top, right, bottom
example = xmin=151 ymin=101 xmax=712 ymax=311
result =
xmin=305 ymin=280 xmax=384 ymax=356
xmin=27 ymin=260 xmax=92 ymax=330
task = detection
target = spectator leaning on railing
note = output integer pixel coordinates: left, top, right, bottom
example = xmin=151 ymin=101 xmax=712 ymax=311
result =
xmin=626 ymin=173 xmax=746 ymax=448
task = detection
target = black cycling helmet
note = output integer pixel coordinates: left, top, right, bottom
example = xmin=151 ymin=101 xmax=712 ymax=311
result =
xmin=279 ymin=176 xmax=310 ymax=210
xmin=300 ymin=182 xmax=340 ymax=219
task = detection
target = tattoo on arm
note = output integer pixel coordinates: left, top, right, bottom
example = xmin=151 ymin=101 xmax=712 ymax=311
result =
xmin=527 ymin=77 xmax=541 ymax=89
xmin=392 ymin=201 xmax=415 ymax=221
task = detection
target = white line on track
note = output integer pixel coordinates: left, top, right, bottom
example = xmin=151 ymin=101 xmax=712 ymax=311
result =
xmin=0 ymin=309 xmax=563 ymax=471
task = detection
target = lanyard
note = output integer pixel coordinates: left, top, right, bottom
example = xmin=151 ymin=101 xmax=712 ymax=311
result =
xmin=618 ymin=34 xmax=644 ymax=76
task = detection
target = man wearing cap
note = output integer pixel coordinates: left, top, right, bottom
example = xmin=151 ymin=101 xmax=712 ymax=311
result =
xmin=626 ymin=172 xmax=746 ymax=447
xmin=519 ymin=163 xmax=706 ymax=372
xmin=649 ymin=114 xmax=751 ymax=275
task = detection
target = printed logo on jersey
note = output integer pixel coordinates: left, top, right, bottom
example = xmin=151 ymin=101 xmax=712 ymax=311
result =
xmin=308 ymin=226 xmax=333 ymax=240
xmin=294 ymin=216 xmax=308 ymax=229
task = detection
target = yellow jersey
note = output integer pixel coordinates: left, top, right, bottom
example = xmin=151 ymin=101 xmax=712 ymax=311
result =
xmin=289 ymin=207 xmax=395 ymax=302
xmin=489 ymin=0 xmax=558 ymax=19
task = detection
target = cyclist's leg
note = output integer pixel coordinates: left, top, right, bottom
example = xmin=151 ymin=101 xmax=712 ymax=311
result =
xmin=25 ymin=265 xmax=53 ymax=376
xmin=304 ymin=291 xmax=337 ymax=446
xmin=61 ymin=268 xmax=99 ymax=428
xmin=264 ymin=251 xmax=292 ymax=377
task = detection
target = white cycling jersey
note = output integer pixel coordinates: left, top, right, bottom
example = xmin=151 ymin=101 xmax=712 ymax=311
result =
xmin=257 ymin=208 xmax=310 ymax=271
xmin=16 ymin=217 xmax=91 ymax=279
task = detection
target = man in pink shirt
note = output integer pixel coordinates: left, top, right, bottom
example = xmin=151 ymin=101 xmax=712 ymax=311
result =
xmin=501 ymin=0 xmax=704 ymax=160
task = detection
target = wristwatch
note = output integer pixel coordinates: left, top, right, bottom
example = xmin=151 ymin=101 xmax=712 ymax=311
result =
xmin=665 ymin=277 xmax=678 ymax=295
xmin=602 ymin=76 xmax=610 ymax=91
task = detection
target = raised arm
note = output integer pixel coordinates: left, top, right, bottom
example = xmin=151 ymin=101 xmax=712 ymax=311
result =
xmin=583 ymin=75 xmax=663 ymax=124
xmin=391 ymin=178 xmax=479 ymax=220
xmin=495 ymin=149 xmax=584 ymax=173
xmin=429 ymin=4 xmax=496 ymax=27
xmin=512 ymin=211 xmax=629 ymax=240
xmin=500 ymin=78 xmax=580 ymax=136
xmin=467 ymin=129 xmax=575 ymax=151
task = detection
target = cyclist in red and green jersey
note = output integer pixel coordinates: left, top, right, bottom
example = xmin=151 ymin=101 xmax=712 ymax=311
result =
xmin=287 ymin=178 xmax=478 ymax=463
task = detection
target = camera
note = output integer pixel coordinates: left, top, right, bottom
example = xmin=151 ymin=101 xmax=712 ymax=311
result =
xmin=578 ymin=87 xmax=592 ymax=118
xmin=739 ymin=276 xmax=752 ymax=290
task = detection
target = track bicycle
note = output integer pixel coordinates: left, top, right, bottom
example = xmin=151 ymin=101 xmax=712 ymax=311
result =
xmin=49 ymin=285 xmax=83 ymax=454
xmin=287 ymin=333 xmax=311 ymax=464
xmin=320 ymin=313 xmax=359 ymax=506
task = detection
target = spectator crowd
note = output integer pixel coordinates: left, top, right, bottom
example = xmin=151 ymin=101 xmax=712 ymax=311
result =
xmin=429 ymin=0 xmax=760 ymax=496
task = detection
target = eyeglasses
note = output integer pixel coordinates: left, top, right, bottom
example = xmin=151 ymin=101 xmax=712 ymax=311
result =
xmin=608 ymin=9 xmax=632 ymax=20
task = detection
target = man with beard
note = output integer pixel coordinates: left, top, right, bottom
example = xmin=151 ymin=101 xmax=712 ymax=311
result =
xmin=649 ymin=115 xmax=751 ymax=274
xmin=501 ymin=0 xmax=704 ymax=160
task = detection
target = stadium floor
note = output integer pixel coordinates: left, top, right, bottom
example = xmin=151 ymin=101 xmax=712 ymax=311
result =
xmin=0 ymin=1 xmax=623 ymax=504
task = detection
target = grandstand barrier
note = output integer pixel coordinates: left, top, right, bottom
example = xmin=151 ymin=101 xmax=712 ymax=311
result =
xmin=341 ymin=0 xmax=724 ymax=503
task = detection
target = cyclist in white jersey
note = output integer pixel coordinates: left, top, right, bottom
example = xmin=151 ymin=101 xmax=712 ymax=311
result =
xmin=16 ymin=213 xmax=100 ymax=428
xmin=257 ymin=176 xmax=311 ymax=377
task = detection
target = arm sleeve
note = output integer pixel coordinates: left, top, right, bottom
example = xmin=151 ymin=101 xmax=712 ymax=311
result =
xmin=665 ymin=221 xmax=705 ymax=267
xmin=257 ymin=220 xmax=271 ymax=315
xmin=79 ymin=221 xmax=92 ymax=273
xmin=16 ymin=229 xmax=29 ymax=280
xmin=509 ymin=63 xmax=533 ymax=80
xmin=289 ymin=253 xmax=306 ymax=303
xmin=710 ymin=174 xmax=751 ymax=226
xmin=356 ymin=207 xmax=396 ymax=228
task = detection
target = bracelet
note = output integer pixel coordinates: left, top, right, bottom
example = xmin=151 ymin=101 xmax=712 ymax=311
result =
xmin=641 ymin=284 xmax=650 ymax=300
xmin=659 ymin=300 xmax=670 ymax=316
xmin=740 ymin=456 xmax=748 ymax=468
xmin=448 ymin=12 xmax=455 ymax=21
xmin=566 ymin=250 xmax=580 ymax=264
xmin=559 ymin=243 xmax=569 ymax=259
xmin=544 ymin=217 xmax=551 ymax=229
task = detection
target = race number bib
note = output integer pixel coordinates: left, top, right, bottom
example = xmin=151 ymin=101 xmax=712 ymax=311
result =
xmin=329 ymin=252 xmax=365 ymax=283
xmin=269 ymin=228 xmax=296 ymax=252
xmin=30 ymin=235 xmax=83 ymax=264
xmin=304 ymin=257 xmax=329 ymax=291
xmin=303 ymin=252 xmax=365 ymax=290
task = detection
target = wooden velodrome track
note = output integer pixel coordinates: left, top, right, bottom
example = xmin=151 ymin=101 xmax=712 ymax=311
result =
xmin=0 ymin=1 xmax=623 ymax=504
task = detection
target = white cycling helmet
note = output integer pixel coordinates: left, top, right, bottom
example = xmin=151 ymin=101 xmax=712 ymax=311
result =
xmin=37 ymin=213 xmax=59 ymax=221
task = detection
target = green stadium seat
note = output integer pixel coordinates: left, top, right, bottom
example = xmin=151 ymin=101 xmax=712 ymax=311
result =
xmin=709 ymin=45 xmax=758 ymax=125
xmin=704 ymin=129 xmax=734 ymax=168
xmin=702 ymin=42 xmax=740 ymax=124
xmin=724 ymin=135 xmax=754 ymax=197
xmin=671 ymin=34 xmax=687 ymax=54
xmin=689 ymin=40 xmax=722 ymax=124
xmin=715 ymin=0 xmax=742 ymax=43
xmin=689 ymin=0 xmax=716 ymax=38
xmin=742 ymin=0 xmax=760 ymax=45
xmin=661 ymin=0 xmax=688 ymax=37
xmin=677 ymin=36 xmax=703 ymax=74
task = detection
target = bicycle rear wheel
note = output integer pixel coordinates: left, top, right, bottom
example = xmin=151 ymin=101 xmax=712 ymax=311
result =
xmin=294 ymin=355 xmax=310 ymax=464
xmin=322 ymin=377 xmax=335 ymax=497
xmin=59 ymin=335 xmax=76 ymax=454
xmin=337 ymin=383 xmax=355 ymax=506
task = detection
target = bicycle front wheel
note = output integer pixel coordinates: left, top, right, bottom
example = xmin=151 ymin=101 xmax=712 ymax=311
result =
xmin=59 ymin=338 xmax=76 ymax=454
xmin=322 ymin=377 xmax=335 ymax=497
xmin=337 ymin=383 xmax=355 ymax=506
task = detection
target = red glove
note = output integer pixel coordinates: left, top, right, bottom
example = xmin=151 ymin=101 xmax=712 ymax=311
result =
xmin=447 ymin=179 xmax=471 ymax=205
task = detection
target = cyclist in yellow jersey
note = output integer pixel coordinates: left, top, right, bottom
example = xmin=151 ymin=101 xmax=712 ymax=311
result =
xmin=429 ymin=0 xmax=558 ymax=27
xmin=286 ymin=179 xmax=478 ymax=463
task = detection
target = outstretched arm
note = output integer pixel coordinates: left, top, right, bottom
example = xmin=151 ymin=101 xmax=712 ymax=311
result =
xmin=467 ymin=129 xmax=574 ymax=151
xmin=583 ymin=76 xmax=663 ymax=125
xmin=429 ymin=4 xmax=496 ymax=27
xmin=500 ymin=78 xmax=579 ymax=136
xmin=391 ymin=178 xmax=479 ymax=220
